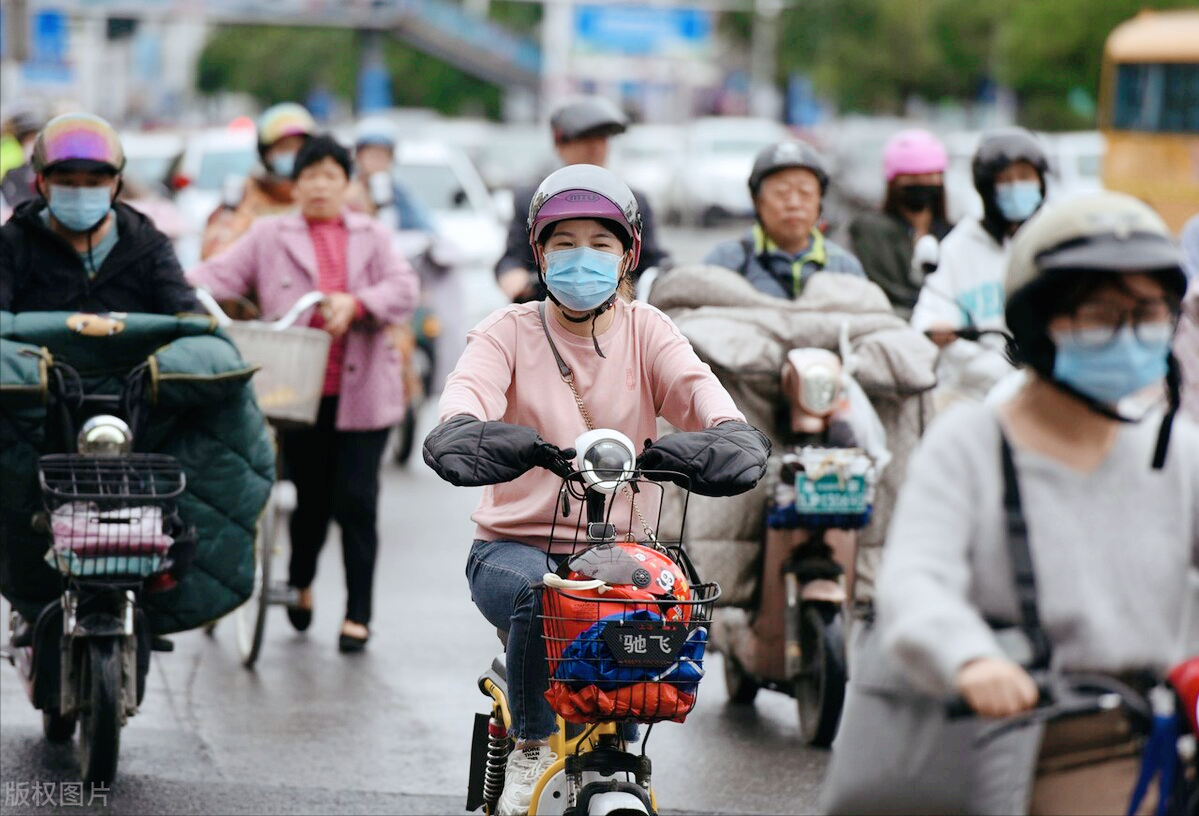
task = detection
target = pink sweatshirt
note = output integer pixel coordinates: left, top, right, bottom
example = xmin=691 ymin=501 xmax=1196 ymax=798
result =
xmin=438 ymin=299 xmax=746 ymax=552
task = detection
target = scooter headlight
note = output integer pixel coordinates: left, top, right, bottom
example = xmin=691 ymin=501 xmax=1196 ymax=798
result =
xmin=77 ymin=416 xmax=133 ymax=456
xmin=799 ymin=364 xmax=840 ymax=416
xmin=574 ymin=429 xmax=637 ymax=494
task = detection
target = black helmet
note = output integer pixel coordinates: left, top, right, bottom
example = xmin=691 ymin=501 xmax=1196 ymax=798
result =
xmin=8 ymin=107 xmax=44 ymax=140
xmin=971 ymin=127 xmax=1049 ymax=235
xmin=971 ymin=127 xmax=1048 ymax=195
xmin=748 ymin=140 xmax=828 ymax=198
xmin=550 ymin=97 xmax=628 ymax=144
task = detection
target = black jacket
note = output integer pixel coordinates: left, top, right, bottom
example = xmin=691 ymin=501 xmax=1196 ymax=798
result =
xmin=0 ymin=199 xmax=199 ymax=314
xmin=493 ymin=182 xmax=670 ymax=301
xmin=848 ymin=211 xmax=952 ymax=318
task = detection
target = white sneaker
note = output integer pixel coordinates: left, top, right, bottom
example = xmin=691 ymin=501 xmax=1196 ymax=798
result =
xmin=496 ymin=744 xmax=558 ymax=816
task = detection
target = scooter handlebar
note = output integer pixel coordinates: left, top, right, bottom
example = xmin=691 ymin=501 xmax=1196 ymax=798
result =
xmin=944 ymin=671 xmax=1152 ymax=732
xmin=195 ymin=287 xmax=327 ymax=331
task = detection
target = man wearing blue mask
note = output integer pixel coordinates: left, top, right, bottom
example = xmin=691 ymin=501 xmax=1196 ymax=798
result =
xmin=910 ymin=127 xmax=1050 ymax=409
xmin=0 ymin=112 xmax=198 ymax=314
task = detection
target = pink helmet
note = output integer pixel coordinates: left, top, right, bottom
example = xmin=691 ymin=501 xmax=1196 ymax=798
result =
xmin=882 ymin=129 xmax=948 ymax=181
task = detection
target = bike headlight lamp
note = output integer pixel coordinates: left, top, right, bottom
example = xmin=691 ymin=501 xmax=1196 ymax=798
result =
xmin=77 ymin=415 xmax=133 ymax=456
xmin=574 ymin=429 xmax=636 ymax=494
xmin=785 ymin=348 xmax=843 ymax=417
xmin=800 ymin=364 xmax=840 ymax=416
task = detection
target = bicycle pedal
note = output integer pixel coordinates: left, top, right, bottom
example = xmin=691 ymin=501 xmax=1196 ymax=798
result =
xmin=151 ymin=636 xmax=175 ymax=652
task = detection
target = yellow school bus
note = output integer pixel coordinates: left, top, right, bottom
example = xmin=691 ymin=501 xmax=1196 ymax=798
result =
xmin=1097 ymin=9 xmax=1199 ymax=233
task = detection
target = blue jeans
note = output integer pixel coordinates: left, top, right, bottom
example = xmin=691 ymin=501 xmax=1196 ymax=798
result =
xmin=466 ymin=539 xmax=561 ymax=741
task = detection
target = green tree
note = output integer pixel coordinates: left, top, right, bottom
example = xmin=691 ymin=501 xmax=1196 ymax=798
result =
xmin=727 ymin=0 xmax=1194 ymax=130
xmin=996 ymin=0 xmax=1195 ymax=129
xmin=488 ymin=0 xmax=542 ymax=33
xmin=196 ymin=25 xmax=504 ymax=118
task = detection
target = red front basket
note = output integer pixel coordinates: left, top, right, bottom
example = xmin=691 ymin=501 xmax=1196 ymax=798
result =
xmin=540 ymin=581 xmax=719 ymax=725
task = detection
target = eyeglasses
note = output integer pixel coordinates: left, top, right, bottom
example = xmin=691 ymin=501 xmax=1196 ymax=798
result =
xmin=1063 ymin=297 xmax=1179 ymax=348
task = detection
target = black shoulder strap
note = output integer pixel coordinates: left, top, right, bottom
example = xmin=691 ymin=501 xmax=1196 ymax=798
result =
xmin=538 ymin=300 xmax=573 ymax=381
xmin=999 ymin=429 xmax=1053 ymax=669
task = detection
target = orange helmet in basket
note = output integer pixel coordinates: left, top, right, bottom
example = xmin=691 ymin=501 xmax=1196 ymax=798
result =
xmin=564 ymin=542 xmax=691 ymax=623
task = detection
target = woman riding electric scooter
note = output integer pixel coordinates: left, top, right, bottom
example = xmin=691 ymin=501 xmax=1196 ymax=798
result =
xmin=423 ymin=164 xmax=771 ymax=816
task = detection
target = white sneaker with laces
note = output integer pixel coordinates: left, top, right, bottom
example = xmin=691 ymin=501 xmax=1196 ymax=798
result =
xmin=496 ymin=744 xmax=559 ymax=816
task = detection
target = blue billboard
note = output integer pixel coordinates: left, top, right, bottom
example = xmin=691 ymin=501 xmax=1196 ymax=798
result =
xmin=574 ymin=5 xmax=711 ymax=56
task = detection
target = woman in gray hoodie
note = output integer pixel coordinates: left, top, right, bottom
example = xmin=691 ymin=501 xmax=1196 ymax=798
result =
xmin=832 ymin=191 xmax=1197 ymax=815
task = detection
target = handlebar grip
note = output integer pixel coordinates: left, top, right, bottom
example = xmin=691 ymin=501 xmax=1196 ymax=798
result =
xmin=945 ymin=697 xmax=975 ymax=720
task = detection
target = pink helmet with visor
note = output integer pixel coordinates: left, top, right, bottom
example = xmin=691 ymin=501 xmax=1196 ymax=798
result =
xmin=527 ymin=164 xmax=643 ymax=268
xmin=883 ymin=129 xmax=948 ymax=182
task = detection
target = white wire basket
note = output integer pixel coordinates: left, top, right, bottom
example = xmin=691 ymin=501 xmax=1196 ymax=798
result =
xmin=223 ymin=322 xmax=331 ymax=425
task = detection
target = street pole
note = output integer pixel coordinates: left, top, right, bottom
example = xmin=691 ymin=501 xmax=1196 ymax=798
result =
xmin=749 ymin=0 xmax=781 ymax=118
xmin=540 ymin=0 xmax=573 ymax=120
xmin=3 ymin=0 xmax=29 ymax=62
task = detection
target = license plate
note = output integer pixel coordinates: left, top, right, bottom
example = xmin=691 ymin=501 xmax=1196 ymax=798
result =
xmin=601 ymin=620 xmax=688 ymax=669
xmin=795 ymin=472 xmax=870 ymax=515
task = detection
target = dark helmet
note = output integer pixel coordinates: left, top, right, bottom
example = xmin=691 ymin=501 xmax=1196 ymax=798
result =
xmin=31 ymin=112 xmax=126 ymax=175
xmin=8 ymin=106 xmax=44 ymax=140
xmin=972 ymin=127 xmax=1048 ymax=195
xmin=549 ymin=96 xmax=628 ymax=144
xmin=527 ymin=163 xmax=643 ymax=268
xmin=748 ymin=140 xmax=828 ymax=198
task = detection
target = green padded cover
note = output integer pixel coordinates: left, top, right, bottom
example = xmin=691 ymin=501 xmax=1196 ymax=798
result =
xmin=0 ymin=311 xmax=274 ymax=634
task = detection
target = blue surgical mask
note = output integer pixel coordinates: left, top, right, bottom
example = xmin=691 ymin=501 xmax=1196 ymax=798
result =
xmin=270 ymin=152 xmax=297 ymax=178
xmin=48 ymin=185 xmax=113 ymax=232
xmin=994 ymin=180 xmax=1042 ymax=223
xmin=1051 ymin=324 xmax=1172 ymax=405
xmin=544 ymin=246 xmax=623 ymax=312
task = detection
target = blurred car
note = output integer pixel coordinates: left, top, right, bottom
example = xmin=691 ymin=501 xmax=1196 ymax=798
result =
xmin=608 ymin=123 xmax=683 ymax=218
xmin=663 ymin=116 xmax=793 ymax=227
xmin=119 ymin=130 xmax=186 ymax=198
xmin=392 ymin=138 xmax=508 ymax=384
xmin=815 ymin=115 xmax=927 ymax=244
xmin=169 ymin=124 xmax=259 ymax=268
xmin=1044 ymin=130 xmax=1106 ymax=202
xmin=469 ymin=122 xmax=557 ymax=195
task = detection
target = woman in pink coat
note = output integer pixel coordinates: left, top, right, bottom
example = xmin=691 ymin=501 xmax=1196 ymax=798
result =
xmin=188 ymin=134 xmax=418 ymax=652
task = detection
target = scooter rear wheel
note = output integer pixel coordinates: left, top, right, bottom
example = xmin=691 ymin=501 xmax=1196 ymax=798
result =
xmin=79 ymin=638 xmax=122 ymax=787
xmin=43 ymin=708 xmax=77 ymax=742
xmin=795 ymin=605 xmax=846 ymax=748
xmin=722 ymin=652 xmax=760 ymax=704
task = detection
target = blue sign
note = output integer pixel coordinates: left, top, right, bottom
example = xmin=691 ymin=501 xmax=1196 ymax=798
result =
xmin=575 ymin=5 xmax=711 ymax=56
xmin=18 ymin=9 xmax=74 ymax=88
xmin=32 ymin=10 xmax=68 ymax=65
xmin=786 ymin=73 xmax=825 ymax=127
xmin=356 ymin=63 xmax=392 ymax=115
